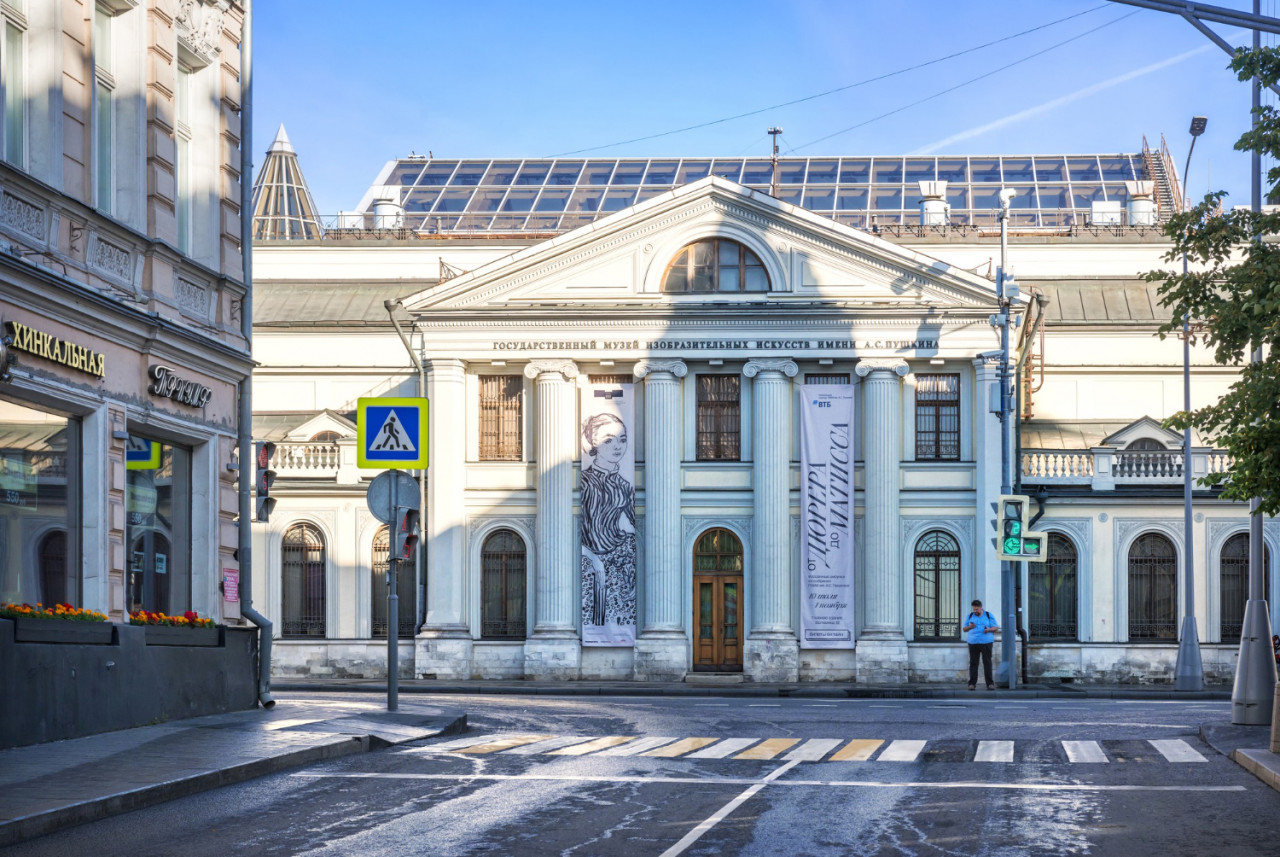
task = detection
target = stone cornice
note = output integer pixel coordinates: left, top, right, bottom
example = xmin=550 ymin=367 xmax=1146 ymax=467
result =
xmin=855 ymin=358 xmax=910 ymax=378
xmin=633 ymin=360 xmax=687 ymax=379
xmin=523 ymin=359 xmax=579 ymax=381
xmin=743 ymin=359 xmax=799 ymax=378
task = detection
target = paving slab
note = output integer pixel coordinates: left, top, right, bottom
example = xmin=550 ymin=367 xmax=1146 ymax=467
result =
xmin=0 ymin=696 xmax=466 ymax=847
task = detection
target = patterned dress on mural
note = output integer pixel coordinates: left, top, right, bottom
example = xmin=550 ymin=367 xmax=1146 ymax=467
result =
xmin=580 ymin=465 xmax=637 ymax=628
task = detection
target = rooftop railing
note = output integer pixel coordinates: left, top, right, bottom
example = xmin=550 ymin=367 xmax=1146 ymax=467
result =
xmin=1022 ymin=447 xmax=1234 ymax=489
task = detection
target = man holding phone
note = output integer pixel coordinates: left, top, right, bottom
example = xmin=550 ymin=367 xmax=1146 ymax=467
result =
xmin=962 ymin=599 xmax=1000 ymax=690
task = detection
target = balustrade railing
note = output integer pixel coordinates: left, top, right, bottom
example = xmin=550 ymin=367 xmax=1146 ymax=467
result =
xmin=272 ymin=442 xmax=342 ymax=477
xmin=1022 ymin=450 xmax=1094 ymax=483
xmin=1021 ymin=447 xmax=1233 ymax=489
xmin=1113 ymin=450 xmax=1183 ymax=480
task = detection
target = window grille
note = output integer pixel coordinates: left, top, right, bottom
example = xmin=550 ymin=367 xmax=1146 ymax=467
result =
xmin=804 ymin=374 xmax=850 ymax=385
xmin=914 ymin=530 xmax=960 ymax=640
xmin=696 ymin=375 xmax=740 ymax=461
xmin=1220 ymin=533 xmax=1271 ymax=640
xmin=588 ymin=374 xmax=631 ymax=386
xmin=1128 ymin=533 xmax=1176 ymax=640
xmin=1030 ymin=533 xmax=1077 ymax=639
xmin=282 ymin=523 xmax=326 ymax=637
xmin=479 ymin=375 xmax=523 ymax=461
xmin=481 ymin=529 xmax=527 ymax=639
xmin=915 ymin=374 xmax=960 ymax=460
xmin=371 ymin=526 xmax=415 ymax=638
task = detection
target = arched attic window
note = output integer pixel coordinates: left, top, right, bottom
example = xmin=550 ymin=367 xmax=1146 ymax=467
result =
xmin=661 ymin=238 xmax=769 ymax=293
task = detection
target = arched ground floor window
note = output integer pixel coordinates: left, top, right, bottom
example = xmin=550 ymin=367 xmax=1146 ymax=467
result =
xmin=1129 ymin=532 xmax=1176 ymax=640
xmin=914 ymin=530 xmax=960 ymax=640
xmin=283 ymin=522 xmax=326 ymax=638
xmin=1030 ymin=532 xmax=1077 ymax=639
xmin=1220 ymin=533 xmax=1271 ymax=640
xmin=372 ymin=526 xmax=416 ymax=638
xmin=481 ymin=529 xmax=527 ymax=640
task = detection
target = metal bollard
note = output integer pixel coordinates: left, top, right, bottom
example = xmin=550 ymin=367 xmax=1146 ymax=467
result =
xmin=1272 ymin=682 xmax=1280 ymax=754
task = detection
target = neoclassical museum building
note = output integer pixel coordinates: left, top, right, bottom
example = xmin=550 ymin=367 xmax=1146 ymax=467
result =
xmin=249 ymin=138 xmax=1277 ymax=684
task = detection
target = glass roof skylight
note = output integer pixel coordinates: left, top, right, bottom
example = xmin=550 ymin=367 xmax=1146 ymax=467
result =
xmin=351 ymin=153 xmax=1158 ymax=235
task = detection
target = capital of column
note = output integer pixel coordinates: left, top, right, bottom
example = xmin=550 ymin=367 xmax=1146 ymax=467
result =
xmin=425 ymin=357 xmax=466 ymax=380
xmin=855 ymin=358 xmax=909 ymax=379
xmin=633 ymin=359 xmax=688 ymax=380
xmin=523 ymin=359 xmax=579 ymax=381
xmin=743 ymin=358 xmax=798 ymax=379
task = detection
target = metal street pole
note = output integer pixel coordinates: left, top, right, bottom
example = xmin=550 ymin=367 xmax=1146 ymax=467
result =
xmin=998 ymin=189 xmax=1017 ymax=690
xmin=1175 ymin=116 xmax=1207 ymax=692
xmin=1233 ymin=1 xmax=1277 ymax=724
xmin=388 ymin=472 xmax=399 ymax=711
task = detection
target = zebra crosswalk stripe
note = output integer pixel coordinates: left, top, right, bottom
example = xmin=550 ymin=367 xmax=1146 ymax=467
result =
xmin=548 ymin=736 xmax=637 ymax=756
xmin=975 ymin=740 xmax=1014 ymax=763
xmin=828 ymin=739 xmax=884 ymax=762
xmin=455 ymin=734 xmax=554 ymax=754
xmin=878 ymin=740 xmax=926 ymax=762
xmin=734 ymin=738 xmax=801 ymax=760
xmin=501 ymin=736 xmax=599 ymax=755
xmin=1062 ymin=740 xmax=1109 ymax=763
xmin=642 ymin=738 xmax=718 ymax=758
xmin=686 ymin=738 xmax=761 ymax=759
xmin=1149 ymin=739 xmax=1207 ymax=763
xmin=785 ymin=739 xmax=843 ymax=761
xmin=593 ymin=736 xmax=679 ymax=757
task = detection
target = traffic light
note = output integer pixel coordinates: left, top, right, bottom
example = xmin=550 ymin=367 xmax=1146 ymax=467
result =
xmin=394 ymin=504 xmax=420 ymax=562
xmin=254 ymin=441 xmax=277 ymax=523
xmin=996 ymin=494 xmax=1046 ymax=562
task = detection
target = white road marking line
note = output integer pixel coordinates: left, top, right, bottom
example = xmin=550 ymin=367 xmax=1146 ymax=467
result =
xmin=592 ymin=736 xmax=678 ymax=757
xmin=1150 ymin=739 xmax=1208 ymax=763
xmin=292 ymin=772 xmax=1245 ymax=793
xmin=806 ymin=704 xmax=837 ymax=707
xmin=1063 ymin=740 xmax=1109 ymax=763
xmin=747 ymin=704 xmax=780 ymax=707
xmin=694 ymin=704 xmax=730 ymax=707
xmin=878 ymin=739 xmax=926 ymax=762
xmin=409 ymin=734 xmax=506 ymax=753
xmin=659 ymin=760 xmax=801 ymax=857
xmin=785 ymin=739 xmax=843 ymax=761
xmin=974 ymin=740 xmax=1015 ymax=763
xmin=263 ymin=718 xmax=324 ymax=730
xmin=686 ymin=738 xmax=761 ymax=759
xmin=867 ymin=704 xmax=902 ymax=708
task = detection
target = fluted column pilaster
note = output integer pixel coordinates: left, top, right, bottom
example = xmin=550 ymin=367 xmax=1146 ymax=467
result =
xmin=855 ymin=358 xmax=910 ymax=636
xmin=742 ymin=359 xmax=799 ymax=682
xmin=525 ymin=359 xmax=579 ymax=635
xmin=634 ymin=360 xmax=687 ymax=632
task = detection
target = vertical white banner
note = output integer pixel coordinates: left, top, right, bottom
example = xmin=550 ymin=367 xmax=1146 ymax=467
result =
xmin=580 ymin=381 xmax=637 ymax=646
xmin=800 ymin=385 xmax=856 ymax=649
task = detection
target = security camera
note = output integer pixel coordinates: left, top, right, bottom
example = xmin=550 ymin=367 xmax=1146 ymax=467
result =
xmin=999 ymin=188 xmax=1017 ymax=204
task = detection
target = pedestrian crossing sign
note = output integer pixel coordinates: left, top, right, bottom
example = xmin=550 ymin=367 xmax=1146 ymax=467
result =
xmin=357 ymin=397 xmax=428 ymax=469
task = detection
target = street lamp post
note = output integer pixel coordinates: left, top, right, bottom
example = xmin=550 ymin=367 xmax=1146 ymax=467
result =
xmin=1174 ymin=115 xmax=1207 ymax=692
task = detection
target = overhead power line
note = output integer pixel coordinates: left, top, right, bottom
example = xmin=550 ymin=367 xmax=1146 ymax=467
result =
xmin=790 ymin=9 xmax=1140 ymax=152
xmin=545 ymin=4 xmax=1111 ymax=158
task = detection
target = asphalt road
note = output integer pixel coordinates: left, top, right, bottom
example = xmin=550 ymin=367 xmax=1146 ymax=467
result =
xmin=9 ymin=693 xmax=1278 ymax=857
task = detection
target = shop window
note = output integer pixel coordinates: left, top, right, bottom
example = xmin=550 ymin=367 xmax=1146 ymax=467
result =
xmin=371 ymin=525 xmax=415 ymax=638
xmin=696 ymin=375 xmax=740 ymax=461
xmin=1128 ymin=533 xmax=1176 ymax=640
xmin=479 ymin=375 xmax=522 ymax=461
xmin=125 ymin=434 xmax=191 ymax=615
xmin=915 ymin=374 xmax=960 ymax=461
xmin=914 ymin=530 xmax=960 ymax=640
xmin=662 ymin=239 xmax=769 ymax=293
xmin=0 ymin=399 xmax=80 ymax=607
xmin=282 ymin=522 xmax=326 ymax=637
xmin=481 ymin=529 xmax=526 ymax=639
xmin=1030 ymin=533 xmax=1077 ymax=639
xmin=1220 ymin=533 xmax=1271 ymax=640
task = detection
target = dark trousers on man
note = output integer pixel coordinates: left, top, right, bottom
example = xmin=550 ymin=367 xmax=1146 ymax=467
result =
xmin=968 ymin=642 xmax=994 ymax=687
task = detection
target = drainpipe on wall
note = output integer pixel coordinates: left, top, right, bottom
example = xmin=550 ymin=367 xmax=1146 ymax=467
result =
xmin=237 ymin=0 xmax=274 ymax=708
xmin=384 ymin=299 xmax=428 ymax=632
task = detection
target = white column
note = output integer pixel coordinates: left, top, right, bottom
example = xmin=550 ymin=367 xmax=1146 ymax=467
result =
xmin=416 ymin=358 xmax=472 ymax=678
xmin=972 ymin=356 xmax=1004 ymax=614
xmin=744 ymin=358 xmax=799 ymax=682
xmin=854 ymin=358 xmax=910 ymax=683
xmin=523 ymin=359 xmax=581 ymax=679
xmin=632 ymin=360 xmax=688 ymax=680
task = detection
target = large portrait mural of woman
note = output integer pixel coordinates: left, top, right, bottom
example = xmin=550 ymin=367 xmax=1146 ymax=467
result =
xmin=579 ymin=382 xmax=637 ymax=646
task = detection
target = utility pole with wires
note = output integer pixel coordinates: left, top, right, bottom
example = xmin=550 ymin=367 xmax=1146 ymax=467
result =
xmin=768 ymin=127 xmax=783 ymax=197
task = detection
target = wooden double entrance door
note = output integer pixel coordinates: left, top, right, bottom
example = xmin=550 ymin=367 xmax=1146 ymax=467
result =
xmin=692 ymin=528 xmax=744 ymax=673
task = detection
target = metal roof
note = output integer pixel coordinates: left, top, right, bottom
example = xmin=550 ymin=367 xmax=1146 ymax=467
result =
xmin=1033 ymin=280 xmax=1174 ymax=324
xmin=253 ymin=283 xmax=427 ymax=325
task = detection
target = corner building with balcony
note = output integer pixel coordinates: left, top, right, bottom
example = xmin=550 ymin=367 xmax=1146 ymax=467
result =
xmin=250 ymin=143 xmax=1278 ymax=685
xmin=0 ymin=1 xmax=257 ymax=745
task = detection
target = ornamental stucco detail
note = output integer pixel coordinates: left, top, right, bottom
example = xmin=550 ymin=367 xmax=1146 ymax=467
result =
xmin=633 ymin=360 xmax=687 ymax=379
xmin=683 ymin=516 xmax=752 ymax=554
xmin=899 ymin=516 xmax=975 ymax=550
xmin=465 ymin=515 xmax=537 ymax=557
xmin=1 ymin=192 xmax=45 ymax=243
xmin=175 ymin=277 xmax=210 ymax=318
xmin=523 ymin=359 xmax=579 ymax=381
xmin=855 ymin=358 xmax=910 ymax=378
xmin=88 ymin=235 xmax=134 ymax=286
xmin=175 ymin=0 xmax=226 ymax=67
xmin=743 ymin=359 xmax=798 ymax=378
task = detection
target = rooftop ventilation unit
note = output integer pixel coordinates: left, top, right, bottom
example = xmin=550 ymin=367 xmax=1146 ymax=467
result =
xmin=918 ymin=181 xmax=949 ymax=226
xmin=1124 ymin=180 xmax=1157 ymax=226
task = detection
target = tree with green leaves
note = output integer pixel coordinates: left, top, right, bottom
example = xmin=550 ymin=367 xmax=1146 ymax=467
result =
xmin=1147 ymin=47 xmax=1280 ymax=517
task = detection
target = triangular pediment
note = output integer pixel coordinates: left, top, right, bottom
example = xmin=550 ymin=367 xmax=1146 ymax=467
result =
xmin=1100 ymin=416 xmax=1184 ymax=449
xmin=286 ymin=410 xmax=357 ymax=442
xmin=402 ymin=177 xmax=1005 ymax=314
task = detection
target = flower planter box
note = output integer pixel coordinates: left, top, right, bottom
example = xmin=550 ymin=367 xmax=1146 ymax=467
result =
xmin=142 ymin=625 xmax=221 ymax=647
xmin=13 ymin=617 xmax=115 ymax=645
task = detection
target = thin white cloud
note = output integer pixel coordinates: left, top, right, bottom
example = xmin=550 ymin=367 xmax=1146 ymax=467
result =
xmin=910 ymin=42 xmax=1219 ymax=155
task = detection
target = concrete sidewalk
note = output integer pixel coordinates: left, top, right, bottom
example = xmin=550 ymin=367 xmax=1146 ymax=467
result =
xmin=272 ymin=676 xmax=1233 ymax=700
xmin=0 ymin=695 xmax=466 ymax=847
xmin=1201 ymin=723 xmax=1280 ymax=793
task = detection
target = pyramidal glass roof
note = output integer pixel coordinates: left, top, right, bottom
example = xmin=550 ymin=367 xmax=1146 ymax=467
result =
xmin=347 ymin=151 xmax=1167 ymax=236
xmin=251 ymin=125 xmax=324 ymax=240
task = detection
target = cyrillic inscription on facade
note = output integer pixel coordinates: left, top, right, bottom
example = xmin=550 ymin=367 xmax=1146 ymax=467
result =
xmin=491 ymin=338 xmax=939 ymax=352
xmin=4 ymin=321 xmax=106 ymax=377
xmin=148 ymin=364 xmax=213 ymax=408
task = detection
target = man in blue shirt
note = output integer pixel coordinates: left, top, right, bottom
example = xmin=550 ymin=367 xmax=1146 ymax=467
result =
xmin=962 ymin=599 xmax=1000 ymax=690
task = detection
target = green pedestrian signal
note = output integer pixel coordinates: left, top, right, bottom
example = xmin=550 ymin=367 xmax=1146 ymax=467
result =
xmin=996 ymin=494 xmax=1046 ymax=562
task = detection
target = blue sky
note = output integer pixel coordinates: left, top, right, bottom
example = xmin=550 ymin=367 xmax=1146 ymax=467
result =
xmin=252 ymin=1 xmax=1273 ymax=215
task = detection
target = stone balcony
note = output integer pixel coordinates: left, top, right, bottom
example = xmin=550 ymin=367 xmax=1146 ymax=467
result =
xmin=1021 ymin=447 xmax=1234 ymax=490
xmin=270 ymin=441 xmax=363 ymax=484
